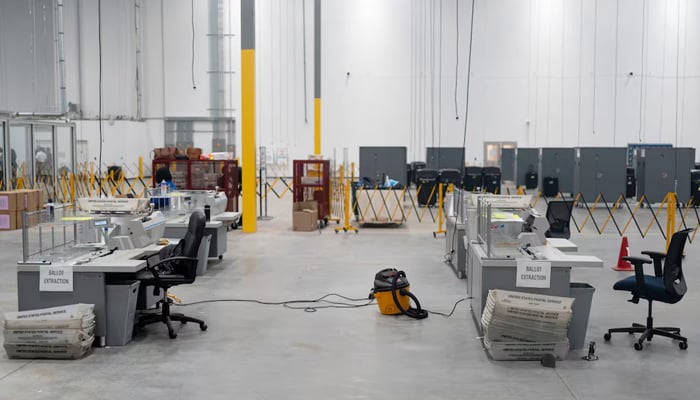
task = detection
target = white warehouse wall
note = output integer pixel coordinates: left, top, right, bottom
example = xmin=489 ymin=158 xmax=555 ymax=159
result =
xmin=3 ymin=0 xmax=700 ymax=172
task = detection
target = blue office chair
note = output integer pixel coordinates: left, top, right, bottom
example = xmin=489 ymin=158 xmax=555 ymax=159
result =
xmin=603 ymin=228 xmax=692 ymax=350
xmin=137 ymin=209 xmax=208 ymax=339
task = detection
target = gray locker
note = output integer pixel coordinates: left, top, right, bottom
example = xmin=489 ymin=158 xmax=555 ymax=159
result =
xmin=516 ymin=148 xmax=540 ymax=188
xmin=359 ymin=147 xmax=408 ymax=186
xmin=500 ymin=148 xmax=516 ymax=182
xmin=541 ymin=148 xmax=576 ymax=194
xmin=573 ymin=148 xmax=627 ymax=202
xmin=635 ymin=147 xmax=696 ymax=203
xmin=425 ymin=147 xmax=465 ymax=171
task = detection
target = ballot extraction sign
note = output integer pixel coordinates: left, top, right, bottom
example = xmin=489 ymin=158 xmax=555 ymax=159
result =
xmin=39 ymin=265 xmax=74 ymax=292
xmin=515 ymin=260 xmax=551 ymax=288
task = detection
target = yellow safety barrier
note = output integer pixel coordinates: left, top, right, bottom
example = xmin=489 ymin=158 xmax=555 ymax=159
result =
xmin=335 ymin=164 xmax=358 ymax=234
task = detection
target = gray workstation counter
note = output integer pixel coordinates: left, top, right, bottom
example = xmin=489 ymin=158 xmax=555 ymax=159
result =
xmin=17 ymin=246 xmax=163 ymax=347
xmin=164 ymin=216 xmax=227 ymax=260
xmin=466 ymin=240 xmax=602 ymax=349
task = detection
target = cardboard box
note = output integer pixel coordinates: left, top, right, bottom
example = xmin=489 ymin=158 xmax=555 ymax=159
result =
xmin=15 ymin=190 xmax=40 ymax=211
xmin=37 ymin=190 xmax=47 ymax=209
xmin=15 ymin=210 xmax=38 ymax=229
xmin=0 ymin=211 xmax=17 ymax=230
xmin=293 ymin=201 xmax=318 ymax=231
xmin=0 ymin=191 xmax=18 ymax=211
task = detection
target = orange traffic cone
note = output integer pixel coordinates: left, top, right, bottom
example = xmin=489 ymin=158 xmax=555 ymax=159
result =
xmin=612 ymin=236 xmax=634 ymax=271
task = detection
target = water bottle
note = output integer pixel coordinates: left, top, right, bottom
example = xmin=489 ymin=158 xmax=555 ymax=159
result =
xmin=160 ymin=180 xmax=168 ymax=196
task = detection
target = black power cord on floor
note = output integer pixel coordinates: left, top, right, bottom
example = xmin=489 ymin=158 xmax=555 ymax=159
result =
xmin=173 ymin=293 xmax=470 ymax=317
xmin=173 ymin=293 xmax=375 ymax=313
xmin=424 ymin=297 xmax=470 ymax=317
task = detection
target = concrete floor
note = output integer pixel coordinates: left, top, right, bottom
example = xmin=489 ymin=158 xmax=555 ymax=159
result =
xmin=1 ymin=197 xmax=700 ymax=399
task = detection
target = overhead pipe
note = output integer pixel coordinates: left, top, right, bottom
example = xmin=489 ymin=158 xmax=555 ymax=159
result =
xmin=14 ymin=112 xmax=66 ymax=119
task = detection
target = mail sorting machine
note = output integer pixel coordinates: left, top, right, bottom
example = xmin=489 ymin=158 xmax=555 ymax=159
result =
xmin=15 ymin=198 xmax=209 ymax=346
xmin=150 ymin=189 xmax=233 ymax=259
xmin=161 ymin=190 xmax=230 ymax=260
xmin=446 ymin=191 xmax=541 ymax=279
xmin=466 ymin=196 xmax=602 ymax=349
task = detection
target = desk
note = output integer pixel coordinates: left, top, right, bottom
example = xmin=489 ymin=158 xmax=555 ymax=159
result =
xmin=16 ymin=246 xmax=162 ymax=346
xmin=213 ymin=211 xmax=242 ymax=230
xmin=165 ymin=217 xmax=227 ymax=260
xmin=546 ymin=238 xmax=579 ymax=252
xmin=446 ymin=216 xmax=467 ymax=278
xmin=468 ymin=241 xmax=602 ymax=349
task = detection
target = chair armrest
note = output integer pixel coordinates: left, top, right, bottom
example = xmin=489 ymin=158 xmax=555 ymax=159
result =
xmin=144 ymin=256 xmax=200 ymax=286
xmin=622 ymin=256 xmax=652 ymax=295
xmin=147 ymin=256 xmax=199 ymax=269
xmin=641 ymin=251 xmax=666 ymax=277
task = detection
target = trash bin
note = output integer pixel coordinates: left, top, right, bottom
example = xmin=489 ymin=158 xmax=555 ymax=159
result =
xmin=196 ymin=234 xmax=212 ymax=275
xmin=568 ymin=282 xmax=596 ymax=349
xmin=106 ymin=281 xmax=140 ymax=346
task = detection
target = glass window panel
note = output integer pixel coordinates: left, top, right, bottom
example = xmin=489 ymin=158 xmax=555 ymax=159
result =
xmin=34 ymin=125 xmax=54 ymax=185
xmin=10 ymin=123 xmax=32 ymax=189
xmin=55 ymin=126 xmax=74 ymax=177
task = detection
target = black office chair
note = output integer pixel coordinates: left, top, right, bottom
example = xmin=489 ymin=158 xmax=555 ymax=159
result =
xmin=544 ymin=200 xmax=573 ymax=239
xmin=603 ymin=228 xmax=692 ymax=351
xmin=137 ymin=209 xmax=208 ymax=339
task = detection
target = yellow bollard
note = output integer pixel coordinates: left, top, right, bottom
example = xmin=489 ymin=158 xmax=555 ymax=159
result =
xmin=433 ymin=183 xmax=446 ymax=237
xmin=665 ymin=192 xmax=676 ymax=252
xmin=335 ymin=165 xmax=358 ymax=234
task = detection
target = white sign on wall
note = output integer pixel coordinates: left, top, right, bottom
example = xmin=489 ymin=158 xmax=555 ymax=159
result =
xmin=39 ymin=265 xmax=74 ymax=292
xmin=516 ymin=260 xmax=551 ymax=288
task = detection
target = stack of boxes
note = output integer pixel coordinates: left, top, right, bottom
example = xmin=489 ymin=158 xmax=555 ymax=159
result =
xmin=3 ymin=304 xmax=96 ymax=360
xmin=481 ymin=289 xmax=573 ymax=361
xmin=0 ymin=189 xmax=44 ymax=230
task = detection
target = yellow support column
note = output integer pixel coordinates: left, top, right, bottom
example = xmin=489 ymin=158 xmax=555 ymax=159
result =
xmin=313 ymin=0 xmax=321 ymax=155
xmin=241 ymin=0 xmax=257 ymax=233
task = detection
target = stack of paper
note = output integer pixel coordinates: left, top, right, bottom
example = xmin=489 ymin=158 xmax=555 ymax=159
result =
xmin=481 ymin=290 xmax=573 ymax=361
xmin=3 ymin=304 xmax=95 ymax=359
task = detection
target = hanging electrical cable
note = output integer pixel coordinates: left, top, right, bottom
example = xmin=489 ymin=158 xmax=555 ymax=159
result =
xmin=191 ymin=0 xmax=196 ymax=89
xmin=98 ymin=0 xmax=104 ymax=178
xmin=448 ymin=0 xmax=476 ymax=259
xmin=438 ymin=0 xmax=443 ymax=149
xmin=613 ymin=0 xmax=620 ymax=145
xmin=577 ymin=0 xmax=583 ymax=146
xmin=410 ymin=0 xmax=415 ymax=160
xmin=560 ymin=0 xmax=565 ymax=145
xmin=679 ymin=0 xmax=689 ymax=146
xmin=674 ymin=0 xmax=681 ymax=147
xmin=453 ymin=0 xmax=459 ymax=120
xmin=658 ymin=0 xmax=669 ymax=142
xmin=591 ymin=0 xmax=598 ymax=136
xmin=638 ymin=0 xmax=647 ymax=142
xmin=302 ymin=0 xmax=308 ymax=124
xmin=461 ymin=0 xmax=476 ymax=153
xmin=545 ymin=1 xmax=553 ymax=144
xmin=430 ymin=0 xmax=436 ymax=148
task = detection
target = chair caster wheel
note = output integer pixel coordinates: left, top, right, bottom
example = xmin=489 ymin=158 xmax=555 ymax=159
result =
xmin=169 ymin=331 xmax=177 ymax=339
xmin=634 ymin=342 xmax=643 ymax=351
xmin=603 ymin=333 xmax=611 ymax=341
xmin=679 ymin=341 xmax=688 ymax=350
xmin=200 ymin=323 xmax=208 ymax=331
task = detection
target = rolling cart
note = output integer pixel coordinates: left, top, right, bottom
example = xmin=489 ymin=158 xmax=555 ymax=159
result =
xmin=293 ymin=159 xmax=330 ymax=226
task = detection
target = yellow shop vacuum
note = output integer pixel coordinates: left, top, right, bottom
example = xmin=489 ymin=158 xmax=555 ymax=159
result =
xmin=370 ymin=268 xmax=428 ymax=319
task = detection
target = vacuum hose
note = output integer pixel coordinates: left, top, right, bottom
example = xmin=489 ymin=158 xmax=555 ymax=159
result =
xmin=391 ymin=270 xmax=428 ymax=320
